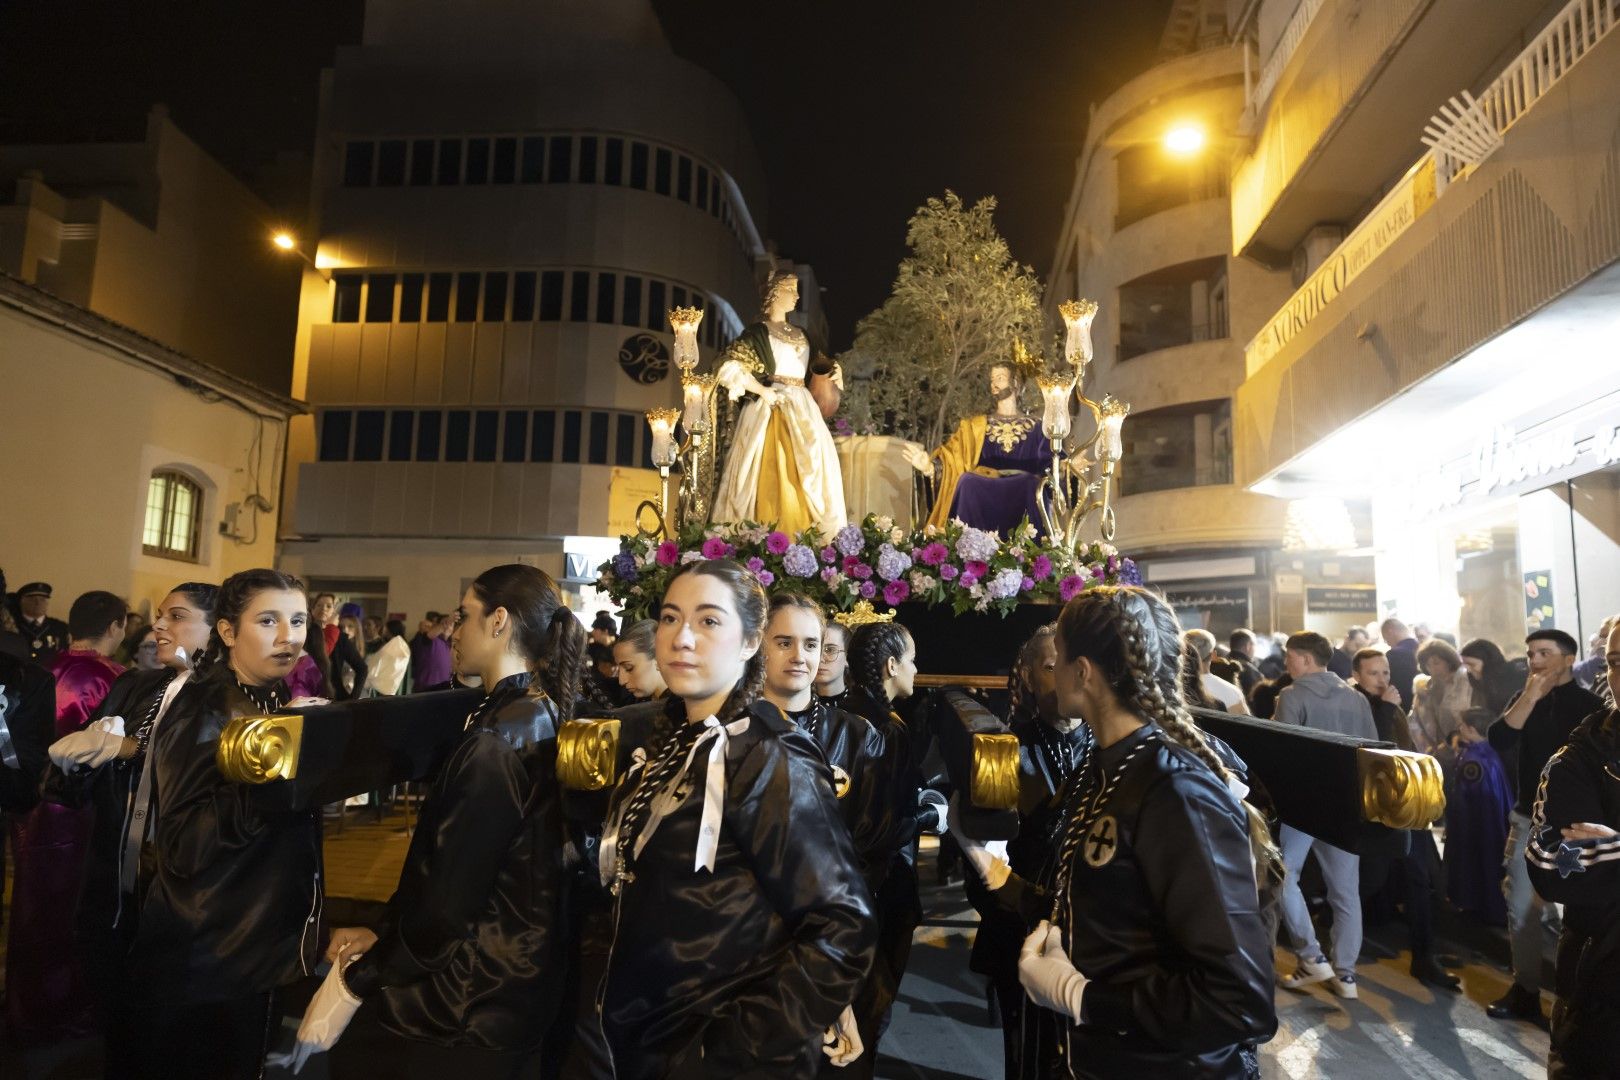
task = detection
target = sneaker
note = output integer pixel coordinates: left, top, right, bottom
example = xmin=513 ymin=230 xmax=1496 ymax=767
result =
xmin=1486 ymin=983 xmax=1544 ymax=1022
xmin=1328 ymin=974 xmax=1358 ymax=1000
xmin=1280 ymin=956 xmax=1334 ymax=989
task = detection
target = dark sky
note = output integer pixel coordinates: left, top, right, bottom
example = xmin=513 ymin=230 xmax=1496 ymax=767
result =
xmin=1 ymin=1 xmax=1169 ymax=348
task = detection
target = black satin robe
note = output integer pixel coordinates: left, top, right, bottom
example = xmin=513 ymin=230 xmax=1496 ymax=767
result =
xmin=0 ymin=652 xmax=54 ymax=815
xmin=343 ymin=672 xmax=567 ymax=1052
xmin=599 ymin=699 xmax=876 ymax=1079
xmin=787 ymin=699 xmax=907 ymax=893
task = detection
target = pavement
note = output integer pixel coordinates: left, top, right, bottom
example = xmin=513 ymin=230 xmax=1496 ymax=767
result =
xmin=2 ymin=807 xmax=1557 ymax=1078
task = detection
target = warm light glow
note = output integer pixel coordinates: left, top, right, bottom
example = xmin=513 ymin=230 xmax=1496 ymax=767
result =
xmin=1058 ymin=298 xmax=1098 ymax=367
xmin=681 ymin=373 xmax=715 ymax=433
xmin=1036 ymin=373 xmax=1074 ymax=441
xmin=1098 ymin=396 xmax=1130 ymax=461
xmin=669 ymin=306 xmax=704 ymax=371
xmin=1163 ymin=123 xmax=1206 ymax=157
xmin=646 ymin=408 xmax=680 ymax=468
xmin=1283 ymin=497 xmax=1358 ymax=553
xmin=272 ymin=231 xmax=297 ymax=251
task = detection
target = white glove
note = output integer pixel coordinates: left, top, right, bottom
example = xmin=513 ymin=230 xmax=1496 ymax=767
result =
xmin=948 ymin=794 xmax=1011 ymax=889
xmin=268 ymin=959 xmax=361 ymax=1073
xmin=1019 ymin=920 xmax=1087 ymax=1024
xmin=918 ymin=788 xmax=949 ymax=835
xmin=49 ymin=725 xmax=127 ymax=770
xmin=821 ymin=1004 xmax=864 ymax=1067
xmin=286 ymin=696 xmax=331 ymax=709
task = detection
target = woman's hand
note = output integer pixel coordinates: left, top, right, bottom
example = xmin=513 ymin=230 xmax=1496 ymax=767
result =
xmin=325 ymin=926 xmax=378 ymax=964
xmin=1562 ymin=822 xmax=1619 ymax=842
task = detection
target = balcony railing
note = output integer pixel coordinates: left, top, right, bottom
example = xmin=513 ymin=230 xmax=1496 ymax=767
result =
xmin=1246 ymin=0 xmax=1328 ymax=118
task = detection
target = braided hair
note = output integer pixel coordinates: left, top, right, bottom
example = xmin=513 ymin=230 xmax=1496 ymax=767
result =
xmin=1056 ymin=586 xmax=1284 ymax=894
xmin=469 ymin=564 xmax=588 ymax=724
xmin=196 ymin=568 xmax=307 ymax=684
xmin=848 ymin=622 xmax=913 ymax=706
xmin=1007 ymin=623 xmax=1058 ymax=728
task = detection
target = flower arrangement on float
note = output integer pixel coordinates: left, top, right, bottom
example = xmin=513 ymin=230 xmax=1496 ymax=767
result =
xmin=598 ymin=513 xmax=1142 ymax=622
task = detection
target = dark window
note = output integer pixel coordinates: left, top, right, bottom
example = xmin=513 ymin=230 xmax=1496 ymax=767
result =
xmin=596 ymin=272 xmax=616 ymax=324
xmin=319 ymin=410 xmax=352 ymax=461
xmin=548 ymin=136 xmax=572 ymax=183
xmin=615 ymin=414 xmax=636 ymax=466
xmin=604 ymin=138 xmax=624 ymax=185
xmin=696 ymin=165 xmax=709 ymax=210
xmin=410 ymin=139 xmax=435 ymax=185
xmin=455 ymin=272 xmax=481 ymax=322
xmin=532 ymin=410 xmax=555 ymax=462
xmin=520 ymin=136 xmax=545 ymax=182
xmin=578 ymin=137 xmax=598 ymax=183
xmin=388 ymin=410 xmax=414 ymax=461
xmin=1114 ymin=144 xmax=1228 ymax=231
xmin=539 ymin=271 xmax=564 ymax=320
xmin=654 ymin=147 xmax=672 ymax=195
xmin=710 ymin=177 xmax=720 ymax=217
xmin=354 ymin=409 xmax=385 ymax=461
xmin=561 ymin=411 xmax=582 ymax=463
xmin=415 ymin=410 xmax=442 ymax=460
xmin=473 ymin=410 xmax=498 ymax=461
xmin=365 ymin=274 xmax=395 ymax=322
xmin=569 ymin=271 xmax=590 ymax=322
xmin=502 ymin=411 xmax=528 ymax=461
xmin=1119 ymin=399 xmax=1233 ymax=495
xmin=588 ymin=411 xmax=609 ymax=464
xmin=511 ymin=271 xmax=536 ymax=321
xmin=342 ymin=141 xmax=373 ymax=187
xmin=436 ymin=139 xmax=462 ymax=185
xmin=464 ymin=137 xmax=490 ymax=185
xmin=445 ymin=410 xmax=470 ymax=462
xmin=677 ymin=156 xmax=692 ymax=202
xmin=629 ymin=142 xmax=649 ymax=189
xmin=646 ymin=280 xmax=665 ymax=330
xmin=483 ymin=271 xmax=509 ymax=321
xmin=376 ymin=140 xmax=407 ymax=186
xmin=399 ymin=273 xmax=424 ymax=322
xmin=492 ymin=137 xmax=517 ymax=183
xmin=426 ymin=273 xmax=452 ymax=321
xmin=1116 ymin=256 xmax=1228 ymax=361
xmin=622 ymin=275 xmax=643 ymax=328
xmin=671 ymin=285 xmax=687 ymax=310
xmin=332 ymin=274 xmax=362 ymax=323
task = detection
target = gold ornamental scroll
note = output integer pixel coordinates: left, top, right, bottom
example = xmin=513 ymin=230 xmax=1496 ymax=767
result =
xmin=216 ymin=714 xmax=305 ymax=784
xmin=1356 ymin=747 xmax=1446 ymax=830
xmin=970 ymin=732 xmax=1020 ymax=811
xmin=558 ymin=717 xmax=623 ymax=791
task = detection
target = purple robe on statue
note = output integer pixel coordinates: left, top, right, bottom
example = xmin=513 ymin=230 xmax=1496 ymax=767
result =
xmin=6 ymin=649 xmax=123 ymax=1042
xmin=1444 ymin=738 xmax=1512 ymax=926
xmin=949 ymin=415 xmax=1051 ymax=537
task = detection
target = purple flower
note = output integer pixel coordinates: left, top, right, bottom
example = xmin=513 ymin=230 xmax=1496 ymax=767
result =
xmin=746 ymin=556 xmax=766 ymax=575
xmin=701 ymin=536 xmax=734 ymax=560
xmin=851 ymin=562 xmax=874 ymax=580
xmin=834 ymin=524 xmax=865 ymax=557
xmin=821 ymin=546 xmax=838 ymax=564
xmin=611 ymin=552 xmax=639 ymax=581
xmin=987 ymin=567 xmax=1023 ymax=600
xmin=876 ymin=544 xmax=912 ymax=582
xmin=783 ymin=544 xmax=818 ymax=577
xmin=1021 ymin=576 xmax=1035 ymax=592
xmin=918 ymin=542 xmax=949 ymax=567
xmin=883 ymin=580 xmax=911 ymax=606
xmin=655 ymin=541 xmax=680 ymax=567
xmin=765 ymin=531 xmax=791 ymax=555
xmin=964 ymin=560 xmax=989 ymax=580
xmin=959 ymin=573 xmax=979 ymax=589
xmin=756 ymin=569 xmax=776 ymax=587
xmin=1058 ymin=575 xmax=1086 ymax=602
xmin=940 ymin=563 xmax=960 ymax=581
xmin=1091 ymin=566 xmax=1105 ymax=579
xmin=821 ymin=567 xmax=841 ymax=585
xmin=859 ymin=580 xmax=878 ymax=599
xmin=1119 ymin=557 xmax=1144 ymax=586
xmin=1030 ymin=554 xmax=1053 ymax=581
xmin=954 ymin=526 xmax=998 ymax=563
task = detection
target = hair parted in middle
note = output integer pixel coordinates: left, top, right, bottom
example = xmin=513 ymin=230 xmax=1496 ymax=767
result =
xmin=469 ymin=563 xmax=587 ymax=725
xmin=660 ymin=559 xmax=769 ymax=726
xmin=197 ymin=568 xmax=308 ymax=681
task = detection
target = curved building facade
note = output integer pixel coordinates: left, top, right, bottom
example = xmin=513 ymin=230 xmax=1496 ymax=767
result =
xmin=278 ymin=0 xmax=775 ymax=616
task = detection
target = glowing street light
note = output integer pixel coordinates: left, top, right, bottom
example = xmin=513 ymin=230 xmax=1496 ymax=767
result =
xmin=1163 ymin=123 xmax=1206 ymax=157
xmin=271 ymin=230 xmax=298 ymax=252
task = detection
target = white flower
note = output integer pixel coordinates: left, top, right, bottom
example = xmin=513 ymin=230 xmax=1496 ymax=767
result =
xmin=968 ymin=583 xmax=985 ymax=600
xmin=889 ymin=526 xmax=906 ymax=545
xmin=1095 ymin=541 xmax=1118 ymax=558
xmin=680 ymin=550 xmax=704 ymax=564
xmin=875 ymin=515 xmax=894 ymax=533
xmin=909 ymin=569 xmax=932 ymax=592
xmin=974 ymin=596 xmax=991 ymax=613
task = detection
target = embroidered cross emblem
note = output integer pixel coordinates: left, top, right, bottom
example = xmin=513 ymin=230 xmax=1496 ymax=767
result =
xmin=1083 ymin=815 xmax=1118 ymax=868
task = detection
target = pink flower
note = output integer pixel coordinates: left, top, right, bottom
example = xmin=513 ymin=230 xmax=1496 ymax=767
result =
xmin=851 ymin=562 xmax=873 ymax=580
xmin=765 ymin=531 xmax=791 ymax=555
xmin=964 ymin=560 xmax=989 ymax=580
xmin=918 ymin=542 xmax=949 ymax=567
xmin=757 ymin=569 xmax=776 ymax=586
xmin=701 ymin=536 xmax=734 ymax=559
xmin=1091 ymin=566 xmax=1106 ymax=579
xmin=655 ymin=541 xmax=680 ymax=567
xmin=821 ymin=546 xmax=838 ymax=564
xmin=1021 ymin=576 xmax=1035 ymax=592
xmin=842 ymin=554 xmax=862 ymax=574
xmin=883 ymin=580 xmax=910 ymax=606
xmin=1058 ymin=575 xmax=1086 ymax=602
xmin=745 ymin=556 xmax=766 ymax=574
xmin=1030 ymin=554 xmax=1053 ymax=581
xmin=859 ymin=581 xmax=878 ymax=599
xmin=959 ymin=573 xmax=979 ymax=589
xmin=940 ymin=564 xmax=960 ymax=581
xmin=821 ymin=567 xmax=841 ymax=585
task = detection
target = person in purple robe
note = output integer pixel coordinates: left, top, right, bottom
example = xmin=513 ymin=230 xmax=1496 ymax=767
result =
xmin=6 ymin=589 xmax=127 ymax=1043
xmin=1445 ymin=708 xmax=1513 ymax=925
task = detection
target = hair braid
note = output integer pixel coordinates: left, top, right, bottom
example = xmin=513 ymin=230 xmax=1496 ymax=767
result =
xmin=1007 ymin=623 xmax=1057 ymax=727
xmin=848 ymin=622 xmax=910 ymax=705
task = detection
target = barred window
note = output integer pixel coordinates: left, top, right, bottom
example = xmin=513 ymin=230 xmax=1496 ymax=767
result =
xmin=142 ymin=470 xmax=202 ymax=561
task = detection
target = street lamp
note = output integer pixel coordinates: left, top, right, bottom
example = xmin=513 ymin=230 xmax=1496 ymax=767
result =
xmin=1163 ymin=123 xmax=1207 ymax=157
xmin=271 ymin=231 xmax=298 ymax=252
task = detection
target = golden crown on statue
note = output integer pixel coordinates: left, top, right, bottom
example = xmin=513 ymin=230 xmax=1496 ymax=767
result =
xmin=832 ymin=599 xmax=897 ymax=628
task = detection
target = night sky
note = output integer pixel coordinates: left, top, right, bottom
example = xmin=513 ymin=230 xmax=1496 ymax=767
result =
xmin=1 ymin=0 xmax=1169 ymax=348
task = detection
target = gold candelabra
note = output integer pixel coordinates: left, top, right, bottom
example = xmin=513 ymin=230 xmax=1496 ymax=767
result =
xmin=639 ymin=307 xmax=719 ymax=536
xmin=1037 ymin=299 xmax=1129 ymax=547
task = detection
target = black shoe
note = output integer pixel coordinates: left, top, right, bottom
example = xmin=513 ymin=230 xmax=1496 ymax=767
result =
xmin=1486 ymin=983 xmax=1543 ymax=1021
xmin=1411 ymin=955 xmax=1460 ymax=991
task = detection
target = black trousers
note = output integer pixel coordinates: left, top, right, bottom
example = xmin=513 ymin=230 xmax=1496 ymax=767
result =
xmin=1549 ymin=929 xmax=1620 ymax=1079
xmin=823 ymin=857 xmax=920 ymax=1080
xmin=330 ymin=1006 xmax=542 ymax=1080
xmin=124 ymin=991 xmax=278 ymax=1080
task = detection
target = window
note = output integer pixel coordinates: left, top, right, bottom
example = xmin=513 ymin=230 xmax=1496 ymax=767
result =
xmin=464 ymin=137 xmax=490 ymax=185
xmin=521 ymin=136 xmax=545 ymax=182
xmin=399 ymin=273 xmax=424 ymax=322
xmin=622 ymin=275 xmax=643 ymax=328
xmin=342 ymin=141 xmax=374 ymax=187
xmin=710 ymin=177 xmax=720 ymax=218
xmin=1119 ymin=400 xmax=1233 ymax=496
xmin=388 ymin=410 xmax=414 ymax=461
xmin=596 ymin=272 xmax=616 ymax=324
xmin=365 ymin=274 xmax=395 ymax=322
xmin=654 ymin=147 xmax=672 ymax=195
xmin=376 ymin=140 xmax=407 ymax=186
xmin=578 ymin=136 xmax=598 ymax=183
xmin=646 ymin=280 xmax=665 ymax=330
xmin=511 ymin=270 xmax=536 ymax=321
xmin=455 ymin=272 xmax=481 ymax=322
xmin=473 ymin=410 xmax=498 ymax=462
xmin=696 ymin=165 xmax=709 ymax=210
xmin=415 ymin=410 xmax=442 ymax=461
xmin=561 ymin=411 xmax=582 ymax=463
xmin=332 ymin=274 xmax=362 ymax=323
xmin=354 ymin=410 xmax=385 ymax=461
xmin=569 ymin=271 xmax=590 ymax=322
xmin=629 ymin=142 xmax=649 ymax=189
xmin=539 ymin=271 xmax=564 ymax=321
xmin=426 ymin=273 xmax=452 ymax=321
xmin=677 ymin=156 xmax=692 ymax=202
xmin=445 ymin=410 xmax=470 ymax=462
xmin=142 ymin=470 xmax=203 ymax=561
xmin=671 ymin=285 xmax=687 ymax=310
xmin=548 ymin=136 xmax=572 ymax=183
xmin=588 ymin=411 xmax=609 ymax=465
xmin=1117 ymin=256 xmax=1228 ymax=360
xmin=503 ymin=411 xmax=528 ymax=461
xmin=604 ymin=138 xmax=624 ymax=185
xmin=483 ymin=271 xmax=509 ymax=321
xmin=492 ymin=137 xmax=517 ymax=184
xmin=410 ymin=139 xmax=435 ymax=185
xmin=319 ymin=410 xmax=352 ymax=461
xmin=615 ymin=414 xmax=636 ymax=466
xmin=532 ymin=410 xmax=556 ymax=462
xmin=1114 ymin=144 xmax=1228 ymax=230
xmin=436 ymin=139 xmax=462 ymax=185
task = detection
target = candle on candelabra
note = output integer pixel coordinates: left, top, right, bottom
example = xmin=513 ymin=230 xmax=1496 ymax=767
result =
xmin=668 ymin=306 xmax=704 ymax=371
xmin=1098 ymin=396 xmax=1130 ymax=463
xmin=681 ymin=373 xmax=715 ymax=433
xmin=1059 ymin=299 xmax=1098 ymax=369
xmin=646 ymin=407 xmax=680 ymax=468
xmin=1035 ymin=373 xmax=1074 ymax=442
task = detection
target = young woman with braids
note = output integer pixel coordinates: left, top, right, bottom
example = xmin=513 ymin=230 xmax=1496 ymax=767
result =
xmin=105 ymin=569 xmax=322 ymax=1079
xmin=954 ymin=586 xmax=1278 ymax=1078
xmin=278 ymin=564 xmax=586 ymax=1078
xmin=612 ymin=618 xmax=667 ymax=702
xmin=595 ymin=559 xmax=874 ymax=1078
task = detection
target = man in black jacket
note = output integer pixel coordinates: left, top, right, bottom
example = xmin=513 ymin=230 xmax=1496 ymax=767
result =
xmin=1524 ymin=625 xmax=1620 ymax=1076
xmin=1227 ymin=629 xmax=1264 ymax=697
xmin=0 ymin=651 xmax=55 ymax=939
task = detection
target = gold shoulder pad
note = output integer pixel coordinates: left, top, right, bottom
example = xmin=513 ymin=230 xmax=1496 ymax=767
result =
xmin=970 ymin=731 xmax=1020 ymax=811
xmin=558 ymin=717 xmax=622 ymax=791
xmin=1357 ymin=747 xmax=1446 ymax=830
xmin=216 ymin=714 xmax=304 ymax=784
